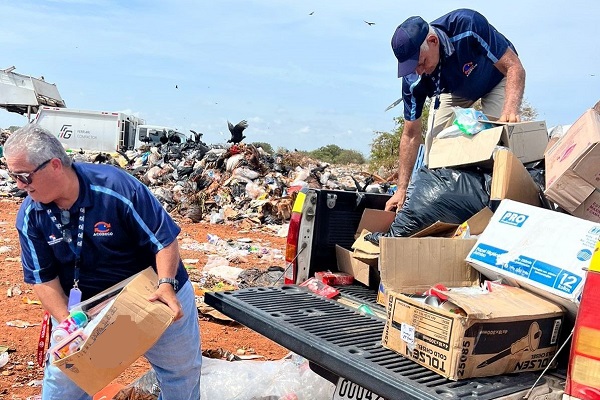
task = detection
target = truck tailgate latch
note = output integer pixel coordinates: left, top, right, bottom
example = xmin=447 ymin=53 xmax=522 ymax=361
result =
xmin=326 ymin=193 xmax=337 ymax=209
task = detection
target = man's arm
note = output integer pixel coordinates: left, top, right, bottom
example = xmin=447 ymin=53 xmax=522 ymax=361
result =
xmin=148 ymin=239 xmax=184 ymax=320
xmin=385 ymin=118 xmax=423 ymax=211
xmin=33 ymin=278 xmax=70 ymax=322
xmin=494 ymin=47 xmax=526 ymax=122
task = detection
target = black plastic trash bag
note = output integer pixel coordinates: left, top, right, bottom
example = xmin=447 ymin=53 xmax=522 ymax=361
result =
xmin=365 ymin=167 xmax=491 ymax=244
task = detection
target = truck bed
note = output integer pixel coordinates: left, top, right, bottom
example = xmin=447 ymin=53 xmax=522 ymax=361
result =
xmin=205 ymin=285 xmax=557 ymax=399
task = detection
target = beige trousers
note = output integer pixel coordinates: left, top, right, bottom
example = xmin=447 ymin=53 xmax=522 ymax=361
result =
xmin=424 ymin=78 xmax=506 ymax=164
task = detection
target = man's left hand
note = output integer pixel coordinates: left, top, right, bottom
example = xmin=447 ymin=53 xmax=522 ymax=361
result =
xmin=498 ymin=113 xmax=521 ymax=123
xmin=148 ymin=285 xmax=184 ymax=321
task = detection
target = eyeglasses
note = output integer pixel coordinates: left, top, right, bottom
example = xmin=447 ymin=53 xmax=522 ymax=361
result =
xmin=8 ymin=159 xmax=53 ymax=185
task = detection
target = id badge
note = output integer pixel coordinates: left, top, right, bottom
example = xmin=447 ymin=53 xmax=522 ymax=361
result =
xmin=67 ymin=287 xmax=82 ymax=310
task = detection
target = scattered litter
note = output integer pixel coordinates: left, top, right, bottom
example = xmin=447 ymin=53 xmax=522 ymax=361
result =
xmin=7 ymin=284 xmax=22 ymax=297
xmin=4 ymin=257 xmax=20 ymax=262
xmin=22 ymin=297 xmax=41 ymax=305
xmin=6 ymin=319 xmax=40 ymax=328
xmin=27 ymin=379 xmax=43 ymax=387
xmin=0 ymin=245 xmax=11 ymax=253
xmin=0 ymin=351 xmax=8 ymax=368
xmin=182 ymin=258 xmax=199 ymax=265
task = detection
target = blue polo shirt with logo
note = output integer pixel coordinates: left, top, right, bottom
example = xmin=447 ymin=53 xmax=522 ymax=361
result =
xmin=401 ymin=9 xmax=517 ymax=121
xmin=16 ymin=162 xmax=188 ymax=300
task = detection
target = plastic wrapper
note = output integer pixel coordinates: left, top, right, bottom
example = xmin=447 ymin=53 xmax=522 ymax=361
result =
xmin=115 ymin=354 xmax=335 ymax=400
xmin=366 ymin=167 xmax=491 ymax=243
xmin=452 ymin=107 xmax=493 ymax=135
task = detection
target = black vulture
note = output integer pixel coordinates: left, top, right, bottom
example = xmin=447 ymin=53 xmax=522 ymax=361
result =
xmin=227 ymin=120 xmax=248 ymax=144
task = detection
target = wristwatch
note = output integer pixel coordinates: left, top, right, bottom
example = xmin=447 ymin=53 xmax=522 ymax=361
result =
xmin=158 ymin=277 xmax=179 ymax=292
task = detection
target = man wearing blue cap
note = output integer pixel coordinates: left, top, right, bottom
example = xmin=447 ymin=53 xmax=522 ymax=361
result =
xmin=385 ymin=9 xmax=525 ymax=212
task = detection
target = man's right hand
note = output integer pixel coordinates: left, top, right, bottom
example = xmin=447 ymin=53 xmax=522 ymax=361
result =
xmin=385 ymin=190 xmax=406 ymax=212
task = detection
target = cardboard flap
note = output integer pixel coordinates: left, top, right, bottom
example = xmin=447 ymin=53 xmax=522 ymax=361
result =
xmin=352 ymin=229 xmax=380 ymax=256
xmin=442 ymin=284 xmax=565 ymax=319
xmin=411 ymin=221 xmax=459 ymax=238
xmin=380 ymin=237 xmax=479 ymax=294
xmin=428 ymin=127 xmax=503 ymax=169
xmin=491 ymin=149 xmax=541 ymax=206
xmin=355 ymin=209 xmax=395 ymax=239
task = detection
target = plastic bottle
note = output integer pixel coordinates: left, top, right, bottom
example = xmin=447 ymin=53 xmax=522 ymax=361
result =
xmin=51 ymin=311 xmax=89 ymax=343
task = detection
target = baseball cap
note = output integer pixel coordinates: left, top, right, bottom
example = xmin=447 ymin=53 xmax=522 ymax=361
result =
xmin=391 ymin=16 xmax=429 ymax=77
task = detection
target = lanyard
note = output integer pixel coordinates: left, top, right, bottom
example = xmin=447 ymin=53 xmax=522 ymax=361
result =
xmin=46 ymin=207 xmax=86 ymax=287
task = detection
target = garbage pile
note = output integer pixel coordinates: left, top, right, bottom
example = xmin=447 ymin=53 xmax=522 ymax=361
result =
xmin=0 ymin=131 xmax=388 ymax=227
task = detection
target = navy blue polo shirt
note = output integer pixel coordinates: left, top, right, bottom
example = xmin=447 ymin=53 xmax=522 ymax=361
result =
xmin=16 ymin=162 xmax=188 ymax=300
xmin=402 ymin=9 xmax=516 ymax=121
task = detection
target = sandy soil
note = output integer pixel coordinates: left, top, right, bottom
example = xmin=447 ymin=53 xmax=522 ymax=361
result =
xmin=0 ymin=197 xmax=290 ymax=399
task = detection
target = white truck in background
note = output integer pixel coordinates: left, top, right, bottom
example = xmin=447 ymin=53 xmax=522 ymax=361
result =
xmin=34 ymin=106 xmax=145 ymax=153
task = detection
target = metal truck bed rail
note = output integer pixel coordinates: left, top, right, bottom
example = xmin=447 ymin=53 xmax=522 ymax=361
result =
xmin=205 ymin=285 xmax=550 ymax=400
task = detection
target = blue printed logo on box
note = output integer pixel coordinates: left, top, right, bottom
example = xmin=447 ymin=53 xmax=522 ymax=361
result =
xmin=499 ymin=211 xmax=528 ymax=227
xmin=577 ymin=249 xmax=593 ymax=262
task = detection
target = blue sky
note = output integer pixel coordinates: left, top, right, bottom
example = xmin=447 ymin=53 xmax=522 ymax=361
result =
xmin=1 ymin=0 xmax=598 ymax=156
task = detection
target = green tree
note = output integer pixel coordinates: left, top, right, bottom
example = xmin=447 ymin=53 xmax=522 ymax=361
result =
xmin=251 ymin=142 xmax=274 ymax=154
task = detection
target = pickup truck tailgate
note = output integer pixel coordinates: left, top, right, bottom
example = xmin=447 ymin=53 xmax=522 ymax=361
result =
xmin=205 ymin=285 xmax=550 ymax=400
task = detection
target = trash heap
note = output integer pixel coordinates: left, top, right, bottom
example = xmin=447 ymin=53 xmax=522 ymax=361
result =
xmin=0 ymin=133 xmax=387 ymax=227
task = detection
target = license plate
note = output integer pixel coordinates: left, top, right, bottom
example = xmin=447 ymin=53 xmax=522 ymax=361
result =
xmin=332 ymin=377 xmax=386 ymax=400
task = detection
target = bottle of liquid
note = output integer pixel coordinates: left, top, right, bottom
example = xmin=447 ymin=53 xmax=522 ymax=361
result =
xmin=51 ymin=310 xmax=89 ymax=343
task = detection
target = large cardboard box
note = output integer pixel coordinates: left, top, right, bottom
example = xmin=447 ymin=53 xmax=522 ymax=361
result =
xmin=545 ymin=109 xmax=600 ymax=213
xmin=428 ymin=120 xmax=548 ymax=169
xmin=466 ymin=199 xmax=600 ymax=316
xmin=52 ymin=268 xmax=174 ymax=395
xmin=565 ymin=241 xmax=600 ymax=399
xmin=382 ymin=283 xmax=565 ymax=380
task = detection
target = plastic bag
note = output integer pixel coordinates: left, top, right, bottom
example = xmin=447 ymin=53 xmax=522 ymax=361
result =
xmin=365 ymin=167 xmax=491 ymax=243
xmin=453 ymin=107 xmax=493 ymax=135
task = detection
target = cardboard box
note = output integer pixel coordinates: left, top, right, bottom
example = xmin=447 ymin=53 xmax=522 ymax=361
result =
xmin=336 ymin=245 xmax=378 ymax=286
xmin=428 ymin=120 xmax=548 ymax=169
xmin=466 ymin=199 xmax=600 ymax=316
xmin=545 ymin=109 xmax=600 ymax=213
xmin=382 ymin=284 xmax=565 ymax=380
xmin=52 ymin=268 xmax=174 ymax=395
xmin=566 ymin=241 xmax=600 ymax=399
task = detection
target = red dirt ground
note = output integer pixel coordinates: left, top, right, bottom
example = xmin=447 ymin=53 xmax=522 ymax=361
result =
xmin=0 ymin=198 xmax=290 ymax=399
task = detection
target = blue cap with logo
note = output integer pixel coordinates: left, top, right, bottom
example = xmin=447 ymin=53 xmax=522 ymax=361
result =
xmin=391 ymin=16 xmax=429 ymax=77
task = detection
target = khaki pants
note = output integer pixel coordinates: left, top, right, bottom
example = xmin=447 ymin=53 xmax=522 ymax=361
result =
xmin=424 ymin=78 xmax=506 ymax=164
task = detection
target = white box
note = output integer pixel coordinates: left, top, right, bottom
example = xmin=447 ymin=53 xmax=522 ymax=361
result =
xmin=466 ymin=199 xmax=600 ymax=315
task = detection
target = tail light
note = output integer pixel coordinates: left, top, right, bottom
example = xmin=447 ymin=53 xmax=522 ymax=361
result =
xmin=284 ymin=191 xmax=306 ymax=284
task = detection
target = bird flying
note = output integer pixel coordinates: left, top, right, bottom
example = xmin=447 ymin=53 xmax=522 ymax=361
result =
xmin=364 ymin=20 xmax=375 ymax=26
xmin=227 ymin=120 xmax=248 ymax=144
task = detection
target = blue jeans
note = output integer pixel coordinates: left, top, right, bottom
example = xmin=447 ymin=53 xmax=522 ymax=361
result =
xmin=41 ymin=280 xmax=202 ymax=400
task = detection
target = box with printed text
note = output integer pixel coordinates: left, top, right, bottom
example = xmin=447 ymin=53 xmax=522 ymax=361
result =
xmin=466 ymin=199 xmax=600 ymax=316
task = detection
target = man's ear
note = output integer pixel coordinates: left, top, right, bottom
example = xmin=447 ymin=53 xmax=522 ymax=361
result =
xmin=427 ymin=34 xmax=438 ymax=47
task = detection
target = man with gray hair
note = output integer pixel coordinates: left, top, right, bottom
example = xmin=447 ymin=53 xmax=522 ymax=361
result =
xmin=385 ymin=9 xmax=526 ymax=212
xmin=3 ymin=124 xmax=202 ymax=399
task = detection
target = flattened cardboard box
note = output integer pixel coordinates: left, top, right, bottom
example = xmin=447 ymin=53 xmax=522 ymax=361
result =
xmin=428 ymin=120 xmax=548 ymax=169
xmin=382 ymin=284 xmax=565 ymax=380
xmin=52 ymin=268 xmax=174 ymax=395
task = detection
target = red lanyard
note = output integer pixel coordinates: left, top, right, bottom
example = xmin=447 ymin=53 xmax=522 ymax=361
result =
xmin=37 ymin=311 xmax=51 ymax=368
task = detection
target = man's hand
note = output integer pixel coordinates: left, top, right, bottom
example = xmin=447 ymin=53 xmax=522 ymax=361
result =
xmin=148 ymin=284 xmax=183 ymax=321
xmin=498 ymin=113 xmax=521 ymax=123
xmin=385 ymin=190 xmax=406 ymax=212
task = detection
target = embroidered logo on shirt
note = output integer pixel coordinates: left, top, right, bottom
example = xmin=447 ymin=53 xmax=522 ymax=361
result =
xmin=93 ymin=221 xmax=114 ymax=237
xmin=47 ymin=234 xmax=63 ymax=245
xmin=463 ymin=62 xmax=477 ymax=77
